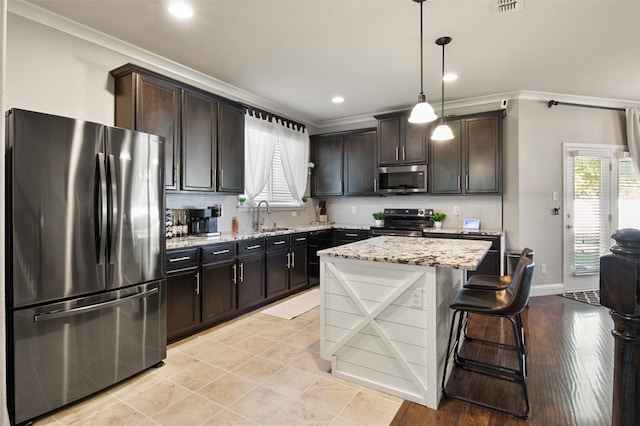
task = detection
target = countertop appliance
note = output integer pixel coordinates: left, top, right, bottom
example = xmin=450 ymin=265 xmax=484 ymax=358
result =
xmin=370 ymin=208 xmax=434 ymax=237
xmin=189 ymin=205 xmax=222 ymax=236
xmin=5 ymin=109 xmax=166 ymax=425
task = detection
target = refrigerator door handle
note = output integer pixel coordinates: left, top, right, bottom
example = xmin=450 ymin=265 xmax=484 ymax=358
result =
xmin=107 ymin=154 xmax=118 ymax=264
xmin=96 ymin=153 xmax=108 ymax=265
xmin=33 ymin=287 xmax=159 ymax=323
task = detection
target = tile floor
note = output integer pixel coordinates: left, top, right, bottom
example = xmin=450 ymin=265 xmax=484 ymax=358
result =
xmin=35 ymin=290 xmax=403 ymax=425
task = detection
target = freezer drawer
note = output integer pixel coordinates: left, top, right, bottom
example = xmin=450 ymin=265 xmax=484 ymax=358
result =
xmin=9 ymin=281 xmax=167 ymax=425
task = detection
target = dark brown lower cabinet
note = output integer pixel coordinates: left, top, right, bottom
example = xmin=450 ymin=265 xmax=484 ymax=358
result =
xmin=266 ymin=233 xmax=308 ymax=300
xmin=235 ymin=238 xmax=266 ymax=310
xmin=166 ymin=248 xmax=200 ymax=343
xmin=201 ymin=258 xmax=236 ymax=326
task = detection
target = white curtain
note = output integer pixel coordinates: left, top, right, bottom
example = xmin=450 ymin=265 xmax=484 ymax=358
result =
xmin=275 ymin=119 xmax=309 ymax=205
xmin=244 ymin=113 xmax=276 ymax=202
xmin=626 ymin=106 xmax=640 ymax=179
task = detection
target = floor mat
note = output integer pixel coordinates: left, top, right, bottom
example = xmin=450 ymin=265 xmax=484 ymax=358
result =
xmin=560 ymin=290 xmax=600 ymax=306
xmin=261 ymin=288 xmax=320 ymax=319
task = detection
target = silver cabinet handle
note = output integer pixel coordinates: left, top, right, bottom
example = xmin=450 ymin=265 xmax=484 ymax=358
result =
xmin=232 ymin=264 xmax=237 ymax=284
xmin=345 ymin=233 xmax=358 ymax=237
xmin=466 ymin=174 xmax=469 ymax=190
xmin=291 ymin=251 xmax=295 ymax=268
xmin=195 ymin=272 xmax=200 ymax=295
xmin=246 ymin=244 xmax=261 ymax=250
xmin=295 ymin=237 xmax=306 ymax=242
xmin=273 ymin=240 xmax=286 ymax=245
xmin=169 ymin=256 xmax=191 ymax=262
xmin=286 ymin=252 xmax=291 ymax=268
xmin=457 ymin=175 xmax=461 ymax=190
xmin=213 ymin=249 xmax=230 ymax=255
xmin=219 ymin=169 xmax=223 ymax=188
xmin=240 ymin=262 xmax=244 ymax=283
xmin=395 ymin=146 xmax=399 ymax=161
xmin=373 ymin=178 xmax=377 ymax=192
xmin=402 ymin=146 xmax=406 ymax=161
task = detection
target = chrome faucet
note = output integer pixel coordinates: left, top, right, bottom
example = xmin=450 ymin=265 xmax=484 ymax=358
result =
xmin=254 ymin=200 xmax=271 ymax=231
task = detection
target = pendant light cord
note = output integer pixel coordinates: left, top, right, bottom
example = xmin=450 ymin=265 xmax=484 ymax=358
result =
xmin=419 ymin=0 xmax=424 ymax=96
xmin=440 ymin=41 xmax=445 ymax=123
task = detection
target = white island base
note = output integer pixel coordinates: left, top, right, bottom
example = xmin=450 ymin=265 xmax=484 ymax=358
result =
xmin=319 ymin=256 xmax=464 ymax=409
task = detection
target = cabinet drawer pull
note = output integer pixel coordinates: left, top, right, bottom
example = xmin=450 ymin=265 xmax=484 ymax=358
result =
xmin=295 ymin=237 xmax=306 ymax=242
xmin=273 ymin=240 xmax=286 ymax=245
xmin=195 ymin=272 xmax=200 ymax=295
xmin=344 ymin=233 xmax=358 ymax=237
xmin=213 ymin=249 xmax=230 ymax=255
xmin=246 ymin=244 xmax=261 ymax=250
xmin=169 ymin=256 xmax=191 ymax=262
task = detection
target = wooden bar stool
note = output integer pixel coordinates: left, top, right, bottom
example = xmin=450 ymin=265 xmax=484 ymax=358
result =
xmin=442 ymin=257 xmax=535 ymax=418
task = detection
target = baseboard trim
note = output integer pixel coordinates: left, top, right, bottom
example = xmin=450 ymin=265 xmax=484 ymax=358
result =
xmin=530 ymin=283 xmax=564 ymax=297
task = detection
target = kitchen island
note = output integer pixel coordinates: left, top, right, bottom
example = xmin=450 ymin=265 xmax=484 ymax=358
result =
xmin=318 ymin=236 xmax=491 ymax=409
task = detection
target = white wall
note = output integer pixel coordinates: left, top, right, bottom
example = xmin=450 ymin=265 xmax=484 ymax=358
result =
xmin=506 ymin=99 xmax=626 ymax=294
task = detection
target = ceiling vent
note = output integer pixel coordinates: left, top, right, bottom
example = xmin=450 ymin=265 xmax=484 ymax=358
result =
xmin=497 ymin=0 xmax=523 ymax=13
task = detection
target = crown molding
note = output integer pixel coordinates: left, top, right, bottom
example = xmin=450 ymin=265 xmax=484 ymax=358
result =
xmin=8 ymin=0 xmax=321 ymax=128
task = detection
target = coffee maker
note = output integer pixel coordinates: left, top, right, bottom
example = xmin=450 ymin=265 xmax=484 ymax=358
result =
xmin=189 ymin=205 xmax=222 ymax=237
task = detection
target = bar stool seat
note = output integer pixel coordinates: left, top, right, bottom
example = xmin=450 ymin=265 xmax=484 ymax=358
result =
xmin=442 ymin=257 xmax=535 ymax=419
xmin=464 ymin=248 xmax=534 ymax=291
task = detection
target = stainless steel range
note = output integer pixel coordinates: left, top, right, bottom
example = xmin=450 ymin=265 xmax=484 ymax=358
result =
xmin=370 ymin=208 xmax=434 ymax=237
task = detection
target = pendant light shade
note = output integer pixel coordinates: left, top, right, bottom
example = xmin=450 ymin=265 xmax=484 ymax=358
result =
xmin=431 ymin=36 xmax=454 ymax=140
xmin=408 ymin=0 xmax=437 ymax=124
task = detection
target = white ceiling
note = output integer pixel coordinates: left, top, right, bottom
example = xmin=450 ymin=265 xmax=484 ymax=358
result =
xmin=21 ymin=0 xmax=640 ymax=126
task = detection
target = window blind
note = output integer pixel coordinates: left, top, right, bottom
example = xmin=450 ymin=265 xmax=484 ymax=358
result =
xmin=257 ymin=142 xmax=295 ymax=203
xmin=618 ymin=157 xmax=640 ymax=229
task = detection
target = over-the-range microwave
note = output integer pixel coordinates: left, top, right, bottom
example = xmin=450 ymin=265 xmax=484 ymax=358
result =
xmin=377 ymin=164 xmax=428 ymax=194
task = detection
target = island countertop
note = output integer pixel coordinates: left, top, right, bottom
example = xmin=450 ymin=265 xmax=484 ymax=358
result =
xmin=318 ymin=235 xmax=491 ymax=270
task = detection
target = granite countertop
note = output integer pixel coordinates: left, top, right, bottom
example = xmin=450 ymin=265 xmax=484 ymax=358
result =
xmin=166 ymin=223 xmax=370 ymax=250
xmin=317 ymin=236 xmax=491 ymax=270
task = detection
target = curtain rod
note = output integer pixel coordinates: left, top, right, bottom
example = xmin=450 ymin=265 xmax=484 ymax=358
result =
xmin=242 ymin=105 xmax=306 ymax=132
xmin=547 ymin=100 xmax=625 ymax=112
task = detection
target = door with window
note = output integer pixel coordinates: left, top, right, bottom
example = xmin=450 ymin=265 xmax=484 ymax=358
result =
xmin=564 ymin=144 xmax=640 ymax=291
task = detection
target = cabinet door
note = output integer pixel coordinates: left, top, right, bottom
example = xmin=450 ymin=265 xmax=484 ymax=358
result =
xmin=166 ymin=268 xmax=200 ymax=342
xmin=217 ymin=102 xmax=245 ymax=193
xmin=402 ymin=118 xmax=428 ymax=164
xmin=237 ymin=254 xmax=265 ymax=310
xmin=430 ymin=119 xmax=462 ymax=194
xmin=201 ymin=259 xmax=236 ymax=325
xmin=377 ymin=116 xmax=400 ymax=165
xmin=289 ymin=246 xmax=308 ymax=291
xmin=266 ymin=250 xmax=290 ymax=299
xmin=311 ymin=135 xmax=343 ymax=196
xmin=344 ymin=130 xmax=377 ymax=195
xmin=464 ymin=115 xmax=502 ymax=194
xmin=182 ymin=91 xmax=216 ymax=191
xmin=136 ymin=75 xmax=181 ymax=190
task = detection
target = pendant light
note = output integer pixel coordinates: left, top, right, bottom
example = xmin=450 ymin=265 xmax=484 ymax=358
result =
xmin=431 ymin=36 xmax=454 ymax=140
xmin=408 ymin=0 xmax=437 ymax=124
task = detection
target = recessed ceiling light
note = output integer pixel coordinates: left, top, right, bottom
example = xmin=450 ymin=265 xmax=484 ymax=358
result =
xmin=332 ymin=96 xmax=345 ymax=104
xmin=169 ymin=2 xmax=193 ymax=19
xmin=443 ymin=73 xmax=458 ymax=82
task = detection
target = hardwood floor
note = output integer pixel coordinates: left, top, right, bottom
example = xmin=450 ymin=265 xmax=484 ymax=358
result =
xmin=390 ymin=295 xmax=614 ymax=425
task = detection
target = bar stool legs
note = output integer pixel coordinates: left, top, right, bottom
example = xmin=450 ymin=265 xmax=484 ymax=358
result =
xmin=442 ymin=310 xmax=530 ymax=419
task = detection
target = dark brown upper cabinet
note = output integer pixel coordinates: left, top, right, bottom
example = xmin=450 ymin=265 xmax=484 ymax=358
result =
xmin=430 ymin=110 xmax=503 ymax=194
xmin=375 ymin=111 xmax=428 ymax=166
xmin=111 ymin=63 xmax=244 ymax=194
xmin=310 ymin=128 xmax=377 ymax=197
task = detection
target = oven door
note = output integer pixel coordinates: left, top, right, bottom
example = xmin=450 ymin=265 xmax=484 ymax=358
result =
xmin=370 ymin=227 xmax=424 ymax=237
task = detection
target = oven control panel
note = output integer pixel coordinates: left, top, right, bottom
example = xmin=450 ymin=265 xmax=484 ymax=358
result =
xmin=383 ymin=208 xmax=433 ymax=218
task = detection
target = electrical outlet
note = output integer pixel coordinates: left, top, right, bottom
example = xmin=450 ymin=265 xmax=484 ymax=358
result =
xmin=409 ymin=289 xmax=422 ymax=309
xmin=453 ymin=206 xmax=460 ymax=216
xmin=291 ymin=211 xmax=297 ymax=217
xmin=351 ymin=206 xmax=356 ymax=214
xmin=541 ymin=263 xmax=547 ymax=274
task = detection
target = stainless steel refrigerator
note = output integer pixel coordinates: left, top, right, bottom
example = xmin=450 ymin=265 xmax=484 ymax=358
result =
xmin=5 ymin=109 xmax=166 ymax=425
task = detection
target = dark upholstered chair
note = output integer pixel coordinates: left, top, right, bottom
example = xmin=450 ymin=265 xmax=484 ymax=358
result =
xmin=442 ymin=257 xmax=535 ymax=419
xmin=464 ymin=248 xmax=534 ymax=291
